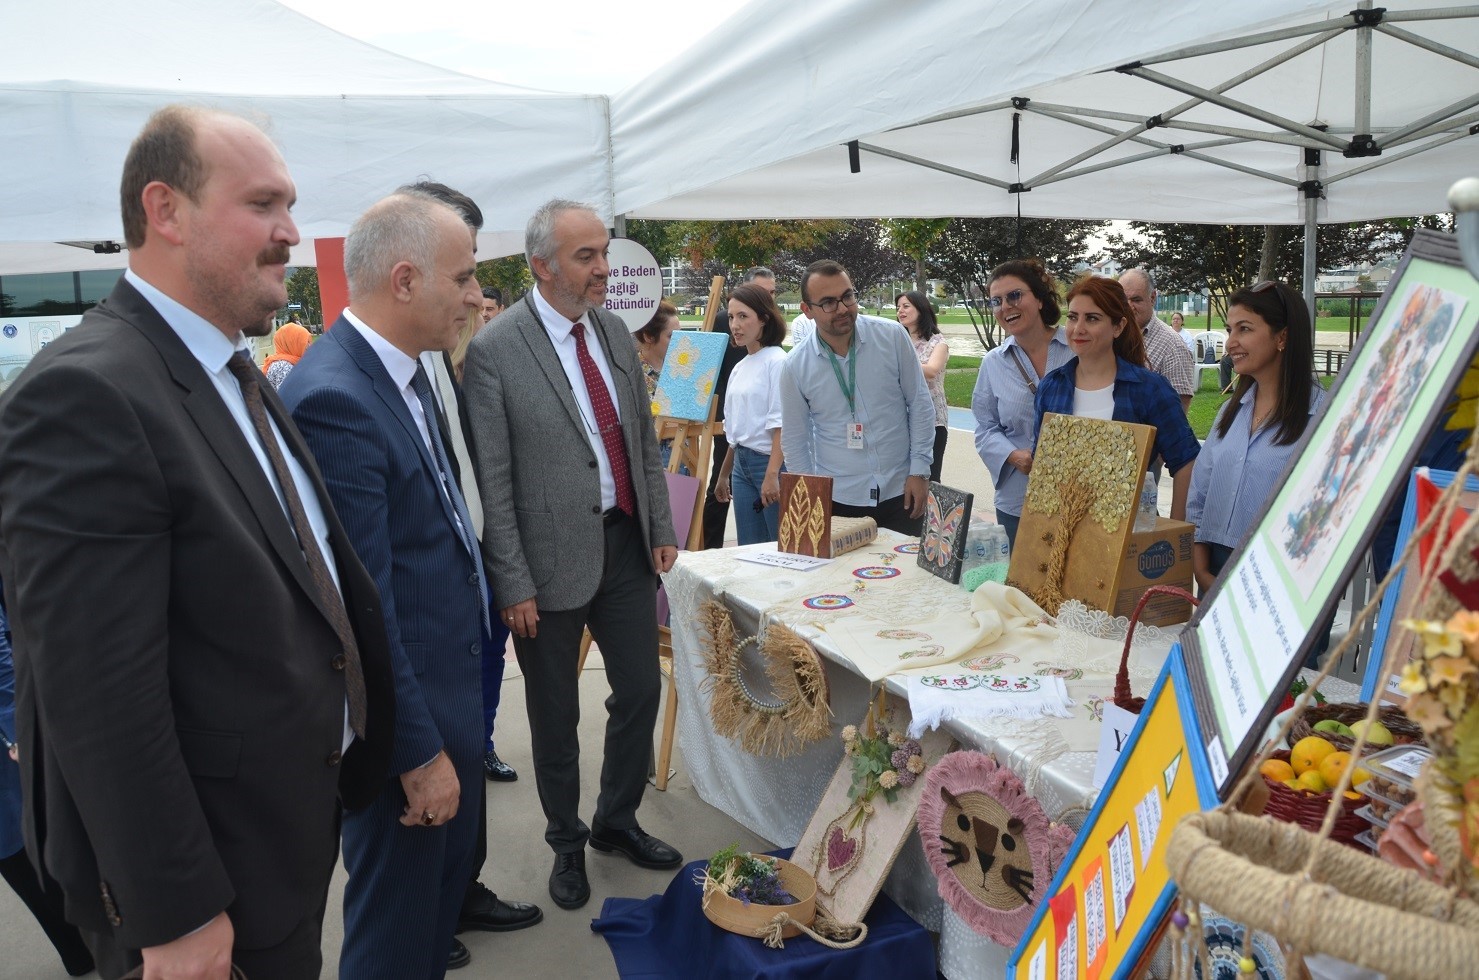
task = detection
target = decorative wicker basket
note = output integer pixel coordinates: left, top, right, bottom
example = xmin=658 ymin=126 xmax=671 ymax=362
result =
xmin=1167 ymin=810 xmax=1479 ymax=975
xmin=1285 ymin=702 xmax=1424 ymax=753
xmin=1257 ymin=749 xmax=1367 ymax=847
xmin=1114 ymin=585 xmax=1198 ymax=714
xmin=701 ymin=857 xmax=818 ymax=940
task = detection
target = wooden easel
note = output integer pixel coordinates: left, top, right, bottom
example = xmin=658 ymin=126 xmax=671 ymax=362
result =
xmin=652 ymin=275 xmax=727 ymax=551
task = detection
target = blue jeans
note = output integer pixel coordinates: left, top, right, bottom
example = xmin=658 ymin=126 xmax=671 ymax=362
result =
xmin=731 ymin=445 xmax=782 ymax=545
xmin=996 ymin=509 xmax=1021 ymax=549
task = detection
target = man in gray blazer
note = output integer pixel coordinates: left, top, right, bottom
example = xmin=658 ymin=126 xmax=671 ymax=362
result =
xmin=461 ymin=200 xmax=680 ymax=911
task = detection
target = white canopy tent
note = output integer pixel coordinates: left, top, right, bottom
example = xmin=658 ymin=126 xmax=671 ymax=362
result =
xmin=611 ymin=0 xmax=1479 ymax=305
xmin=0 ymin=0 xmax=611 ymax=273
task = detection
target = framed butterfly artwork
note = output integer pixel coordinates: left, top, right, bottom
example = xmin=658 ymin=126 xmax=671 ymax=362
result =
xmin=917 ymin=482 xmax=973 ymax=583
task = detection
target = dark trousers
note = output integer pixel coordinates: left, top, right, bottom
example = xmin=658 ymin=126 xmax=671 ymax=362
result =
xmin=514 ymin=513 xmax=661 ymax=853
xmin=833 ymin=494 xmax=922 ymax=537
xmin=480 ymin=593 xmax=509 ymax=749
xmin=996 ymin=509 xmax=1021 ymax=549
xmin=702 ymin=432 xmax=731 ymax=548
xmin=930 ymin=426 xmax=948 ymax=483
xmin=83 ymin=869 xmax=331 ymax=980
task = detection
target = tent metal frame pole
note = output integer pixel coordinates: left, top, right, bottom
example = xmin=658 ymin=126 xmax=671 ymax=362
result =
xmin=1355 ymin=1 xmax=1374 ymax=137
xmin=1029 ymin=100 xmax=1346 ymax=146
xmin=853 ymin=143 xmax=1013 ymax=189
xmin=1023 ymin=28 xmax=1337 ymax=187
xmin=1303 ymin=156 xmax=1319 ymax=321
xmin=1132 ymin=16 xmax=1355 ymax=66
xmin=1124 ymin=65 xmax=1349 ymax=150
xmin=1324 ymin=129 xmax=1476 ymax=185
xmin=1383 ymin=109 xmax=1479 ymax=147
xmin=1376 ymin=21 xmax=1479 ymax=70
xmin=1383 ymin=5 xmax=1479 ymax=23
xmin=1377 ymin=93 xmax=1479 ymax=148
xmin=1028 ymin=107 xmax=1298 ymax=187
xmin=892 ymin=100 xmax=1015 ymax=131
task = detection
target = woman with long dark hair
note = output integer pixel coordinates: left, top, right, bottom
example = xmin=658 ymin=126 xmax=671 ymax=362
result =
xmin=1034 ymin=275 xmax=1199 ymax=520
xmin=1187 ymin=280 xmax=1322 ymax=591
xmin=896 ymin=290 xmax=949 ymax=481
xmin=714 ymin=282 xmax=789 ymax=543
xmin=970 ymin=258 xmax=1072 ymax=546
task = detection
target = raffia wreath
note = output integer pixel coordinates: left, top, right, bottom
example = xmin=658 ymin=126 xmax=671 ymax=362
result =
xmin=700 ymin=599 xmax=831 ymax=757
xmin=917 ymin=751 xmax=1074 ymax=945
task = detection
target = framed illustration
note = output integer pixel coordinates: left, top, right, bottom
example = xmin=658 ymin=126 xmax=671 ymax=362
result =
xmin=653 ymin=329 xmax=730 ymax=421
xmin=1361 ymin=468 xmax=1479 ymax=705
xmin=1008 ymin=415 xmax=1155 ymax=615
xmin=917 ymin=481 xmax=973 ymax=583
xmin=777 ymin=473 xmax=834 ymax=557
xmin=1181 ymin=230 xmax=1479 ymax=792
xmin=1010 ymin=648 xmax=1220 ymax=980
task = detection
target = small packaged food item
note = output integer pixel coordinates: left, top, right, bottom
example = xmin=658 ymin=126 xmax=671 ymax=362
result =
xmin=1355 ymin=745 xmax=1430 ymax=818
xmin=1354 ymin=828 xmax=1382 ymax=854
xmin=1355 ymin=803 xmax=1390 ymax=830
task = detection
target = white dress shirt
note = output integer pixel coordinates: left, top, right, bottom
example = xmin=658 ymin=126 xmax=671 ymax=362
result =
xmin=529 ymin=289 xmax=623 ymax=511
xmin=124 ymin=269 xmax=351 ymax=750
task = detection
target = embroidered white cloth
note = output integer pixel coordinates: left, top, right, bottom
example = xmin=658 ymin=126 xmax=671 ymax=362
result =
xmin=906 ymin=673 xmax=1074 ymax=738
xmin=822 ymin=581 xmax=1055 ymax=681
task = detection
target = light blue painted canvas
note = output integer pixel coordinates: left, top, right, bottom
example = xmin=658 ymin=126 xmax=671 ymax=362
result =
xmin=653 ymin=329 xmax=731 ymax=421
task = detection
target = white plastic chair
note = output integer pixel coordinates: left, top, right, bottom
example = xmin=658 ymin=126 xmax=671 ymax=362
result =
xmin=1192 ymin=330 xmax=1226 ymax=385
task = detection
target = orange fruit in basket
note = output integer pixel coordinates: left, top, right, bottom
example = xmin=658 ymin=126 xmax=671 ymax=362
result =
xmin=1296 ymin=770 xmax=1329 ymax=793
xmin=1290 ymin=736 xmax=1336 ymax=776
xmin=1260 ymin=759 xmax=1296 ymax=782
xmin=1318 ymin=751 xmax=1352 ymax=788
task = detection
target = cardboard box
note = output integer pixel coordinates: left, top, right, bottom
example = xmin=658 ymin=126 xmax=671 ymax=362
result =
xmin=1113 ymin=517 xmax=1194 ymax=626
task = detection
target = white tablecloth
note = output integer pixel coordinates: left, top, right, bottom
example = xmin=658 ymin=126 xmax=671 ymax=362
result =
xmin=664 ymin=532 xmax=1178 ymax=978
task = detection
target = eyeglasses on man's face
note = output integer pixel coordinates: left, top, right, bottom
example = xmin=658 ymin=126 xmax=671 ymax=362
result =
xmin=813 ymin=289 xmax=860 ymax=314
xmin=987 ymin=289 xmax=1025 ymax=310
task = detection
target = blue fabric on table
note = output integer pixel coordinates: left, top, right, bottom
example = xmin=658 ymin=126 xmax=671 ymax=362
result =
xmin=590 ymin=849 xmax=936 ymax=980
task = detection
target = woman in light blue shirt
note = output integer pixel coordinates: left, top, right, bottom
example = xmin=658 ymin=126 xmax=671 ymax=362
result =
xmin=1187 ymin=280 xmax=1323 ymax=593
xmin=971 ymin=258 xmax=1072 ymax=546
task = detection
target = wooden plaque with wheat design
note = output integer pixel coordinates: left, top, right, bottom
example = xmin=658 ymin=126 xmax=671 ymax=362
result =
xmin=1007 ymin=414 xmax=1155 ymax=616
xmin=777 ymin=473 xmax=834 ymax=557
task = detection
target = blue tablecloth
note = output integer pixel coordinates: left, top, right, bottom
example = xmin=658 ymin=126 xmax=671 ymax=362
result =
xmin=591 ymin=850 xmax=936 ymax=979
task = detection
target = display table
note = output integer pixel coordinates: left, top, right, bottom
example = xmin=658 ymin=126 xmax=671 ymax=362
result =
xmin=664 ymin=532 xmax=1179 ymax=978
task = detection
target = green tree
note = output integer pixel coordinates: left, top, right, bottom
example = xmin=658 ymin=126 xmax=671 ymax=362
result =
xmin=477 ymin=256 xmax=533 ymax=303
xmin=930 ymin=217 xmax=1106 ymax=348
xmin=671 ymin=219 xmax=842 ymax=272
xmin=284 ymin=267 xmax=321 ymax=325
xmin=1104 ymin=216 xmax=1450 ymax=318
xmin=882 ymin=218 xmax=951 ymax=291
xmin=774 ymin=220 xmax=909 ymax=305
xmin=622 ymin=219 xmax=685 ymax=265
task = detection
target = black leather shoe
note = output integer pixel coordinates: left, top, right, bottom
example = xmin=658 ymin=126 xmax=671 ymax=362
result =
xmin=549 ymin=851 xmax=590 ymax=910
xmin=484 ymin=749 xmax=517 ymax=782
xmin=458 ymin=880 xmax=543 ymax=933
xmin=447 ymin=938 xmax=471 ymax=971
xmin=589 ymin=823 xmax=683 ymax=870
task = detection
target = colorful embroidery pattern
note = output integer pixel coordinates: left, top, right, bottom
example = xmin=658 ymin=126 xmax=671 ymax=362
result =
xmin=877 ymin=628 xmax=931 ymax=641
xmin=898 ymin=644 xmax=946 ymax=661
xmin=963 ymin=654 xmax=1020 ymax=671
xmin=920 ymin=674 xmax=1043 ymax=692
xmin=802 ymin=594 xmax=854 ymax=610
xmin=853 ymin=565 xmax=901 ymax=580
xmin=1034 ymin=662 xmax=1084 ymax=681
xmin=893 ymin=542 xmax=921 ymax=554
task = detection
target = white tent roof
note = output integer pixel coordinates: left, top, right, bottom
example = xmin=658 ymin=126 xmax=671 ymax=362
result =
xmin=611 ymin=0 xmax=1479 ymax=224
xmin=1 ymin=0 xmax=611 ymax=270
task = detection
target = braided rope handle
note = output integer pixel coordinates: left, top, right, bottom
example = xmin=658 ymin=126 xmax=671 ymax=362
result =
xmin=1114 ymin=585 xmax=1198 ymax=713
xmin=757 ymin=911 xmax=870 ymax=950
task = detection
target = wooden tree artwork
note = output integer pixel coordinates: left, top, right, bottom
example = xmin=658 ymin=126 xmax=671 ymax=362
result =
xmin=1007 ymin=415 xmax=1155 ymax=615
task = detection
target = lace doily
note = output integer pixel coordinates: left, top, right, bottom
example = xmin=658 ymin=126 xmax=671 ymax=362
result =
xmin=1050 ymin=599 xmax=1176 ymax=682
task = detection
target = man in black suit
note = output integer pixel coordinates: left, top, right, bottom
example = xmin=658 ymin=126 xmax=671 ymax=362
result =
xmin=0 ymin=106 xmax=394 ymax=980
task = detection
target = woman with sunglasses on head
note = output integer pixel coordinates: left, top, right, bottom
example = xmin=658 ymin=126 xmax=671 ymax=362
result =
xmin=971 ymin=259 xmax=1073 ymax=546
xmin=714 ymin=282 xmax=789 ymax=544
xmin=1035 ymin=275 xmax=1199 ymax=519
xmin=896 ymin=291 xmax=950 ymax=482
xmin=1187 ymin=280 xmax=1321 ymax=593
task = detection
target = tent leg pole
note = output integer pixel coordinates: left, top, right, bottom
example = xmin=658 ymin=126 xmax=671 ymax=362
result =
xmin=1303 ymin=197 xmax=1318 ymax=327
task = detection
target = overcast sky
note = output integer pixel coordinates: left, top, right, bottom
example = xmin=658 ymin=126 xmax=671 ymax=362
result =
xmin=278 ymin=0 xmax=747 ymax=94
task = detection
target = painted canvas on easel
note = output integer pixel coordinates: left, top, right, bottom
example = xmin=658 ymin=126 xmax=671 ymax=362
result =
xmin=917 ymin=482 xmax=973 ymax=584
xmin=778 ymin=473 xmax=834 ymax=557
xmin=1007 ymin=414 xmax=1155 ymax=615
xmin=653 ymin=329 xmax=729 ymax=421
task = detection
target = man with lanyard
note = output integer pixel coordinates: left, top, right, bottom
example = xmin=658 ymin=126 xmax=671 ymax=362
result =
xmin=780 ymin=259 xmax=935 ymax=535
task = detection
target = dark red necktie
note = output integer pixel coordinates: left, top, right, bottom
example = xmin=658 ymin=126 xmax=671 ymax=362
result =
xmin=571 ymin=321 xmax=636 ymax=516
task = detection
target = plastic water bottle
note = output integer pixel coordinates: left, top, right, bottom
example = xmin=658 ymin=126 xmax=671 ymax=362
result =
xmin=1134 ymin=471 xmax=1159 ymax=533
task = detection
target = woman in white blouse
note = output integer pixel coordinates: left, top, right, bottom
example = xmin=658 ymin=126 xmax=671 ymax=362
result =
xmin=714 ymin=282 xmax=789 ymax=544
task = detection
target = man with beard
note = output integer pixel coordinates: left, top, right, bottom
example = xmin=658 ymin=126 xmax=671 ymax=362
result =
xmin=460 ymin=199 xmax=680 ymax=912
xmin=780 ymin=259 xmax=935 ymax=535
xmin=0 ymin=105 xmax=394 ymax=980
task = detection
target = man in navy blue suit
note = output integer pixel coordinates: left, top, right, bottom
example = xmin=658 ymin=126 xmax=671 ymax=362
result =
xmin=281 ymin=189 xmax=539 ymax=978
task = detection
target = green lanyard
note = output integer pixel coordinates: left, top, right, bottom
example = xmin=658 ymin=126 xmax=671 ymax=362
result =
xmin=824 ymin=339 xmax=857 ymax=417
